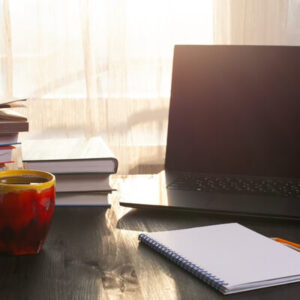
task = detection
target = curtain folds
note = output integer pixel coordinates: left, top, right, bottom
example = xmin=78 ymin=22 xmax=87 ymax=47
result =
xmin=1 ymin=0 xmax=299 ymax=173
xmin=214 ymin=0 xmax=300 ymax=45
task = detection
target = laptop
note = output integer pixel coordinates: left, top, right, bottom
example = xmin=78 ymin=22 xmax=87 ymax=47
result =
xmin=120 ymin=45 xmax=300 ymax=219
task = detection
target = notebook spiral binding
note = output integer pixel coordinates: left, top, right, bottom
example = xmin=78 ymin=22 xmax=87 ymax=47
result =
xmin=139 ymin=233 xmax=228 ymax=292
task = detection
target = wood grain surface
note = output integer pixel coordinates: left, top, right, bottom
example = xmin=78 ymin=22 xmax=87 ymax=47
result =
xmin=0 ymin=174 xmax=300 ymax=300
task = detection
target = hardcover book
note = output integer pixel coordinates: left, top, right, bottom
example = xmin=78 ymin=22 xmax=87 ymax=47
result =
xmin=22 ymin=137 xmax=118 ymax=174
xmin=54 ymin=173 xmax=112 ymax=192
xmin=0 ymin=120 xmax=29 ymax=133
xmin=0 ymin=145 xmax=15 ymax=164
xmin=0 ymin=133 xmax=19 ymax=146
xmin=55 ymin=192 xmax=111 ymax=207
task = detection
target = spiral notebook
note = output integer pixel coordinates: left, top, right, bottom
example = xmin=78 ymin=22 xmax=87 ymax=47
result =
xmin=138 ymin=223 xmax=300 ymax=294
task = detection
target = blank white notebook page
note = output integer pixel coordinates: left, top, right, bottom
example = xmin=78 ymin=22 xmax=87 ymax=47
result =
xmin=146 ymin=223 xmax=300 ymax=292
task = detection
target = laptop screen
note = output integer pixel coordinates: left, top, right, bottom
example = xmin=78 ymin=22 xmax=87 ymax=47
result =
xmin=165 ymin=45 xmax=300 ymax=179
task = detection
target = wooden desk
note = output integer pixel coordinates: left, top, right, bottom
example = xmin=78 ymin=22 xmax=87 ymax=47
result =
xmin=0 ymin=174 xmax=300 ymax=300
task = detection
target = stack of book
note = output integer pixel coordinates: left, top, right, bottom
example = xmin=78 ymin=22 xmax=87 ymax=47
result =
xmin=22 ymin=137 xmax=118 ymax=207
xmin=0 ymin=98 xmax=28 ymax=170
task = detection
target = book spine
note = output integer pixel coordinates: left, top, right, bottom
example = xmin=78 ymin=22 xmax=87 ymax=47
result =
xmin=138 ymin=233 xmax=228 ymax=292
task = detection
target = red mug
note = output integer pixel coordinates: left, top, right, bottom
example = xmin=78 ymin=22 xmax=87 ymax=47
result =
xmin=0 ymin=169 xmax=56 ymax=255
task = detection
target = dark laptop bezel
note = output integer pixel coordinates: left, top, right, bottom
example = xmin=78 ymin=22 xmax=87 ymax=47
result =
xmin=120 ymin=45 xmax=300 ymax=219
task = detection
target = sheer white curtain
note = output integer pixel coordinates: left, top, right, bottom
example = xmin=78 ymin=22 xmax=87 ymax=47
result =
xmin=214 ymin=0 xmax=300 ymax=45
xmin=1 ymin=0 xmax=213 ymax=173
xmin=1 ymin=0 xmax=299 ymax=173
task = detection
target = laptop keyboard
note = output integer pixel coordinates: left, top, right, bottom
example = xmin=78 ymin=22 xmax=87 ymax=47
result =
xmin=167 ymin=174 xmax=300 ymax=198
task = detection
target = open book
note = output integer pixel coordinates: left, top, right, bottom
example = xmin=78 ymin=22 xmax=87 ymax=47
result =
xmin=0 ymin=109 xmax=27 ymax=121
xmin=139 ymin=223 xmax=300 ymax=294
xmin=0 ymin=98 xmax=27 ymax=124
xmin=0 ymin=98 xmax=27 ymax=108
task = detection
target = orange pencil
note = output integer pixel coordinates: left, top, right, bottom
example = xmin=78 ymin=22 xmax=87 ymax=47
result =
xmin=272 ymin=237 xmax=300 ymax=251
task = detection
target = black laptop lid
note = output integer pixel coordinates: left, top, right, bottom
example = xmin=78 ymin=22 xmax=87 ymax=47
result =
xmin=165 ymin=45 xmax=300 ymax=178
